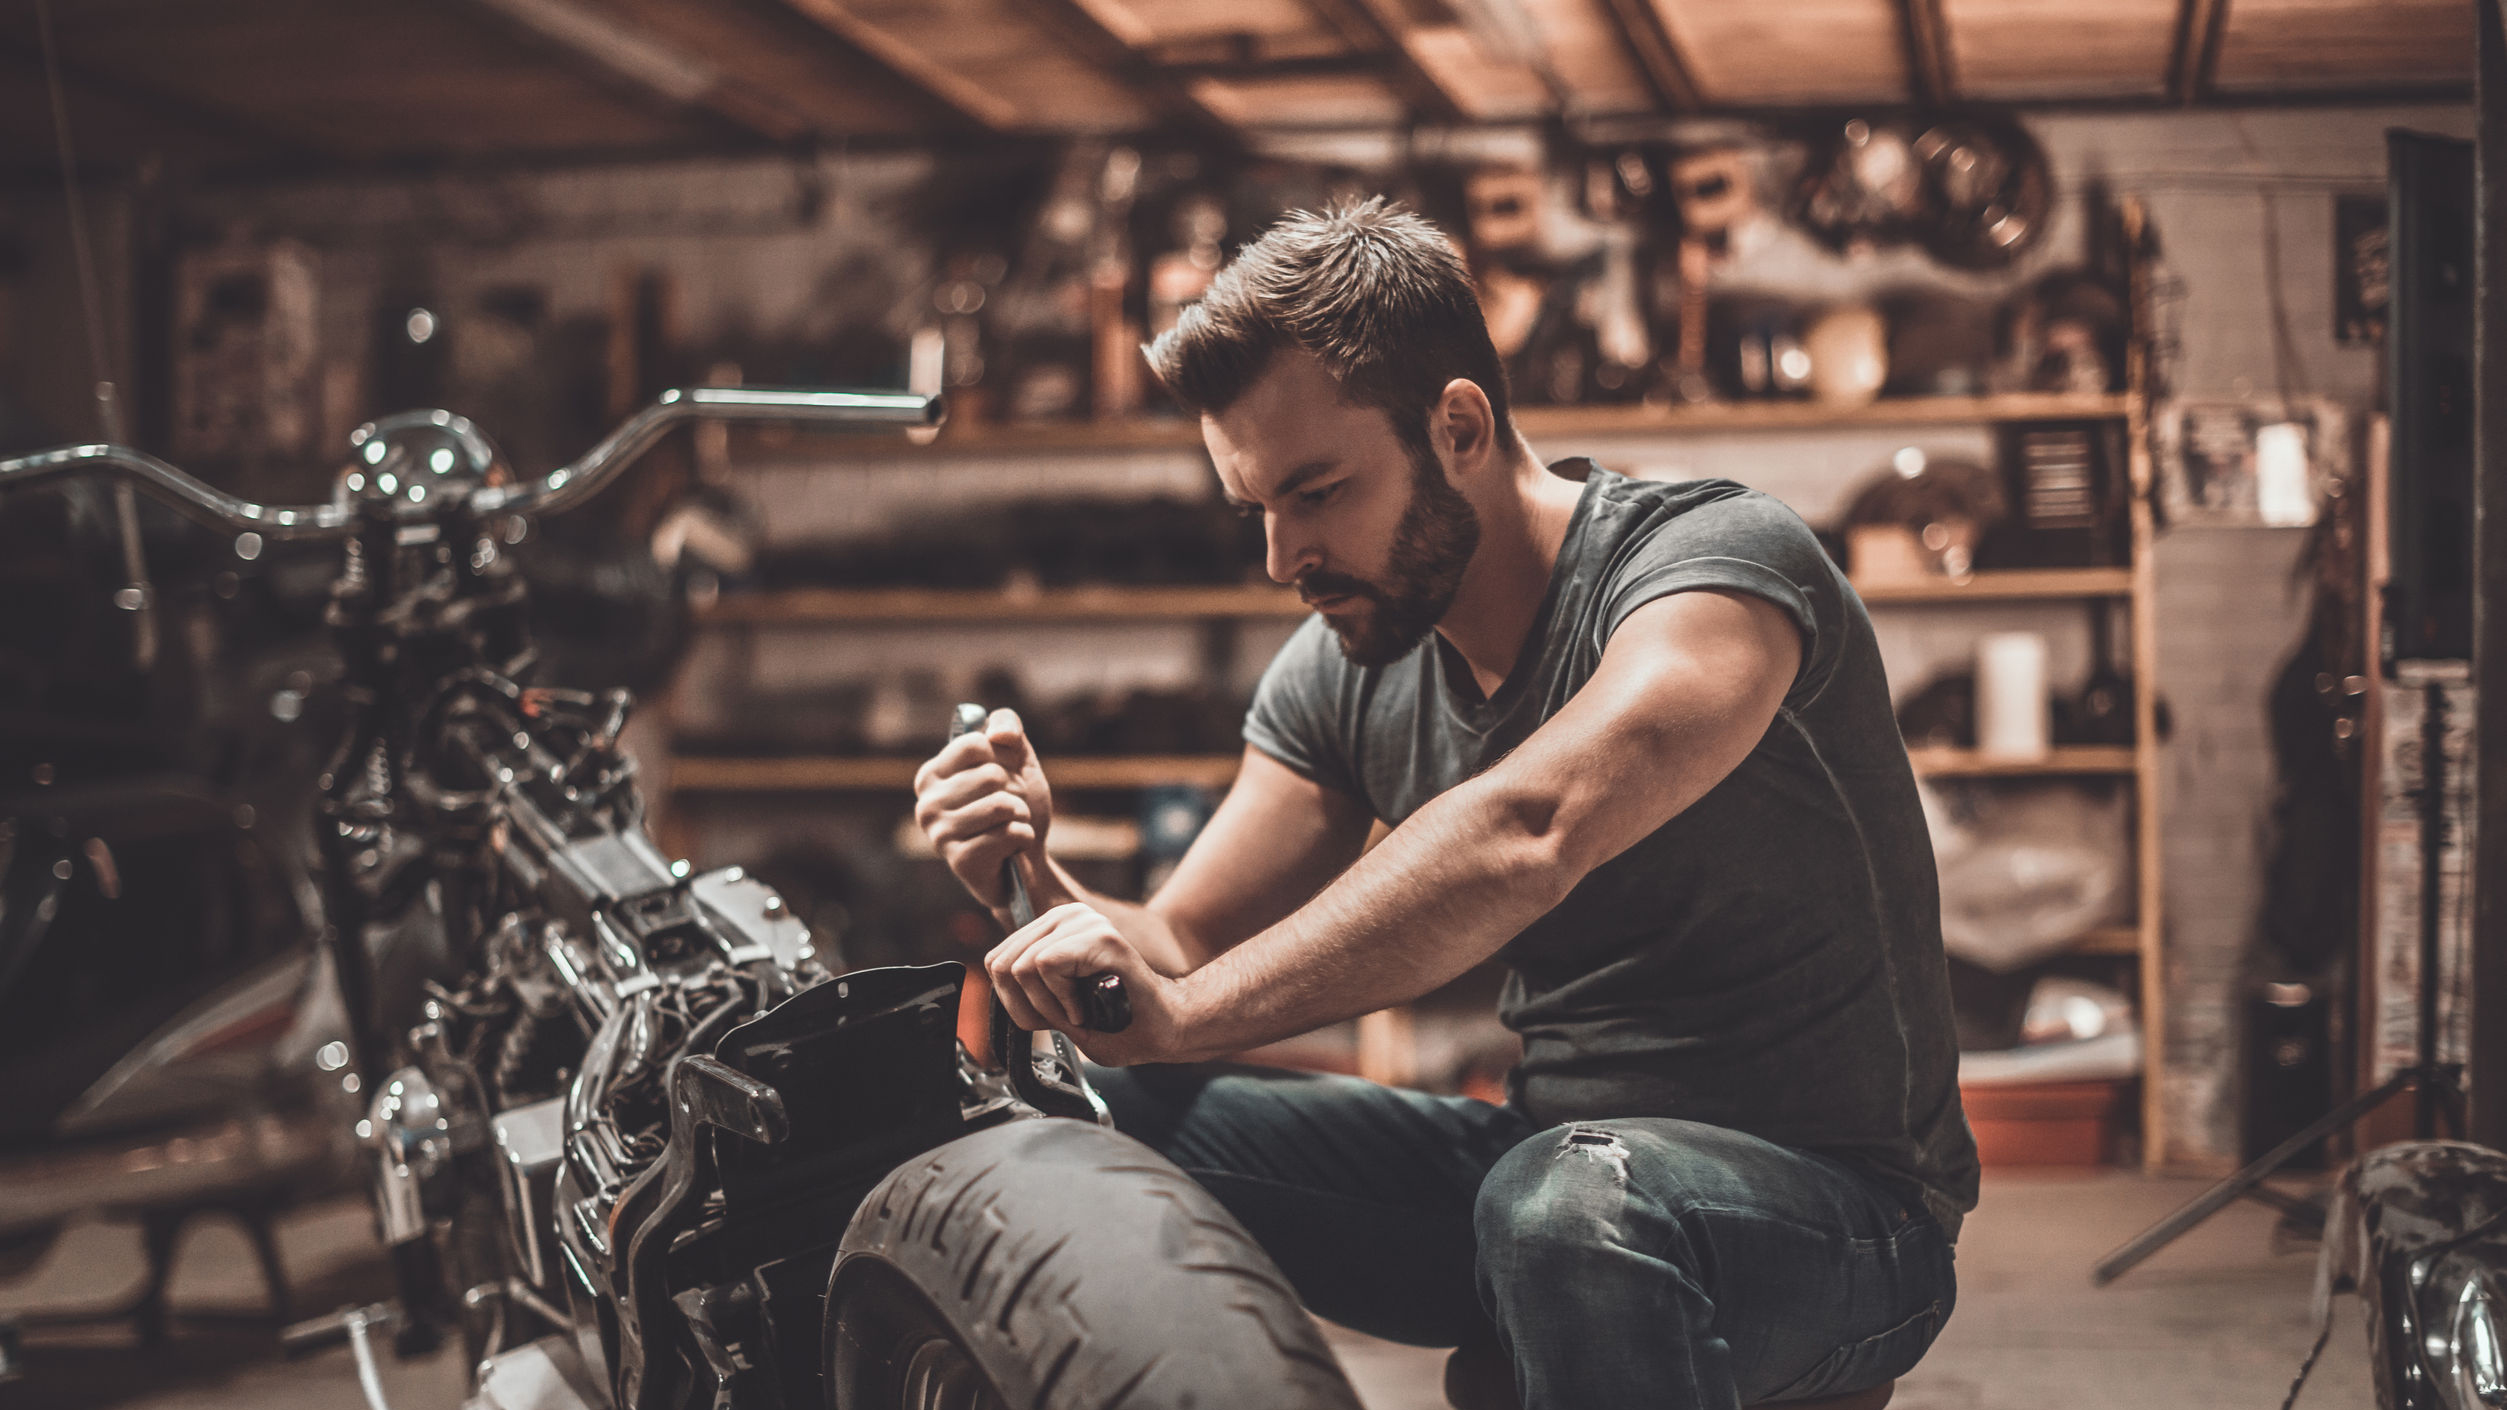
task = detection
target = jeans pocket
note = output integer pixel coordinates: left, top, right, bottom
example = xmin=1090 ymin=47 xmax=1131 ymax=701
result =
xmin=1757 ymin=1297 xmax=1947 ymax=1404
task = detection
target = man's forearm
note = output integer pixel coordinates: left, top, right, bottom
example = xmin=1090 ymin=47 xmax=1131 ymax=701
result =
xmin=1016 ymin=854 xmax=1206 ymax=977
xmin=1166 ymin=775 xmax=1576 ymax=1060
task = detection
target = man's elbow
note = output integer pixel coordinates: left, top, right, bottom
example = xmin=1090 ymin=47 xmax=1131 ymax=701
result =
xmin=1478 ymin=782 xmax=1593 ymax=905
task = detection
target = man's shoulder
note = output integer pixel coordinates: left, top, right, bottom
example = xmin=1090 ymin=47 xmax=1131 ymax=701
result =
xmin=1568 ymin=469 xmax=1824 ymax=575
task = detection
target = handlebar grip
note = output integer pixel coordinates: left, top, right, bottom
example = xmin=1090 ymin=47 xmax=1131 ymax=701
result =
xmin=1078 ymin=973 xmax=1133 ymax=1033
xmin=948 ymin=703 xmax=1131 ymax=1035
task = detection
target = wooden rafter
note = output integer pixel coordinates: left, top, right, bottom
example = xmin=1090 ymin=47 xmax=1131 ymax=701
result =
xmin=1896 ymin=0 xmax=1954 ymax=107
xmin=1161 ymin=51 xmax=1381 ymax=82
xmin=1592 ymin=0 xmax=1700 ymax=111
xmin=1296 ymin=0 xmax=1468 ymax=121
xmin=0 ymin=37 xmax=323 ymax=161
xmin=585 ymin=0 xmax=969 ymax=138
xmin=2168 ymin=0 xmax=2230 ymax=106
xmin=461 ymin=0 xmax=799 ymax=141
xmin=1011 ymin=0 xmax=1242 ymax=138
xmin=775 ymin=0 xmax=1024 ymax=129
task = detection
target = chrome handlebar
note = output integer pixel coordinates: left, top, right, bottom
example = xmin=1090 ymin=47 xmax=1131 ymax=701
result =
xmin=0 ymin=386 xmax=941 ymax=542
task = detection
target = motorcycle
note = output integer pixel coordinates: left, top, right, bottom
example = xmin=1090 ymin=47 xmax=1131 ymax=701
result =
xmin=0 ymin=390 xmax=1359 ymax=1410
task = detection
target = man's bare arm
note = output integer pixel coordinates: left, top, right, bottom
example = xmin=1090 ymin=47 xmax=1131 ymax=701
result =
xmin=1026 ymin=747 xmax=1372 ymax=974
xmin=916 ymin=716 xmax=1371 ymax=978
xmin=1130 ymin=588 xmax=1801 ymax=1060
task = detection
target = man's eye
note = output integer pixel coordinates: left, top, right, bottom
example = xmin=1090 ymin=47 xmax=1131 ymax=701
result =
xmin=1229 ymin=502 xmax=1261 ymax=520
xmin=1298 ymin=483 xmax=1339 ymax=508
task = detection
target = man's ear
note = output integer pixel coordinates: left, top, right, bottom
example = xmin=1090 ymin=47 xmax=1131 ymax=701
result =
xmin=1433 ymin=378 xmax=1497 ymax=474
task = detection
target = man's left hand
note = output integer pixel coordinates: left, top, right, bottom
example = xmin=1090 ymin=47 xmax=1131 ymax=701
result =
xmin=986 ymin=902 xmax=1187 ymax=1066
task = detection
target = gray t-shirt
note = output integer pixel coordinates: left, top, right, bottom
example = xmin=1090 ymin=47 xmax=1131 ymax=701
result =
xmin=1244 ymin=463 xmax=1978 ymax=1237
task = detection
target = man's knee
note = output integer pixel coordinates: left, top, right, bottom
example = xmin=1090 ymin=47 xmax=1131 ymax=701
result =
xmin=1474 ymin=1123 xmax=1700 ymax=1288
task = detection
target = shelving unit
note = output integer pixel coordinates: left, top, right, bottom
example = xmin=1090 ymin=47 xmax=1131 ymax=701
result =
xmin=696 ymin=584 xmax=1305 ymax=625
xmin=1904 ymin=746 xmax=2138 ymax=778
xmin=695 ymin=568 xmax=2134 ymax=626
xmin=732 ymin=390 xmax=2137 ymax=464
xmin=671 ymin=746 xmax=2137 ymax=794
xmin=672 ymin=753 xmax=1243 ymax=792
xmin=671 ymin=378 xmax=2169 ymax=1164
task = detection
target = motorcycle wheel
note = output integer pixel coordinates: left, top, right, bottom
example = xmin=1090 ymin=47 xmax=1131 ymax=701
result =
xmin=825 ymin=1117 xmax=1362 ymax=1410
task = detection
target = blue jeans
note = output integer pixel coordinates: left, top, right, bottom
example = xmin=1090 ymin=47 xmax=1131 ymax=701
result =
xmin=1091 ymin=1064 xmax=1955 ymax=1408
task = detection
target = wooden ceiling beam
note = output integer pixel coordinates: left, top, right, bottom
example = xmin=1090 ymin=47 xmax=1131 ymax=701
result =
xmin=1592 ymin=0 xmax=1700 ymax=111
xmin=461 ymin=0 xmax=800 ymax=141
xmin=774 ymin=0 xmax=1024 ymax=130
xmin=1009 ymin=0 xmax=1243 ymax=140
xmin=2168 ymin=0 xmax=2230 ymax=106
xmin=1161 ymin=51 xmax=1381 ymax=82
xmin=1896 ymin=0 xmax=1955 ymax=107
xmin=588 ymin=0 xmax=971 ymax=138
xmin=0 ymin=37 xmax=327 ymax=162
xmin=1296 ymin=0 xmax=1468 ymax=121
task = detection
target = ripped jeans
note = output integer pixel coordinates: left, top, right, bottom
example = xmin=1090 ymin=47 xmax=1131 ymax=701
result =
xmin=1090 ymin=1064 xmax=1955 ymax=1409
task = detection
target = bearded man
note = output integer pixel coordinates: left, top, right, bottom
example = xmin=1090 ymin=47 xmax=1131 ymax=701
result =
xmin=912 ymin=199 xmax=1976 ymax=1409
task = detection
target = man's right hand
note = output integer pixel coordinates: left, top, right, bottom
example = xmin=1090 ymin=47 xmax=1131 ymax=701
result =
xmin=913 ymin=707 xmax=1054 ymax=911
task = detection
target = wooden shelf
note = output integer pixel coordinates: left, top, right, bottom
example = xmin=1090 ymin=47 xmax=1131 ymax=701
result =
xmin=698 ymin=584 xmax=1304 ymax=625
xmin=670 ymin=753 xmax=1241 ymax=793
xmin=676 ymin=747 xmax=2130 ymax=791
xmin=699 ymin=570 xmax=2130 ymax=627
xmin=1852 ymin=568 xmax=2133 ymax=604
xmin=732 ymin=391 xmax=2133 ymax=463
xmin=1907 ymin=746 xmax=2137 ymax=778
xmin=2072 ymin=925 xmax=2143 ymax=957
xmin=1512 ymin=391 xmax=2131 ymax=437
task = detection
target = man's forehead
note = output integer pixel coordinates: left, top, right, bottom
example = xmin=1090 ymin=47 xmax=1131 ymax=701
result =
xmin=1206 ymin=355 xmax=1387 ymax=503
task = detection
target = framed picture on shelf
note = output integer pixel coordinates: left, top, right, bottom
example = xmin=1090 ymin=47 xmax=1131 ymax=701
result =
xmin=2154 ymin=399 xmax=2351 ymax=528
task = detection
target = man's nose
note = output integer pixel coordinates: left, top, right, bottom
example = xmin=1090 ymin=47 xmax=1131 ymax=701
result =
xmin=1264 ymin=517 xmax=1317 ymax=586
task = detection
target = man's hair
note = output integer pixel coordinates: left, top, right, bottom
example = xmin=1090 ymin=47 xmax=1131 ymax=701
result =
xmin=1143 ymin=197 xmax=1513 ymax=456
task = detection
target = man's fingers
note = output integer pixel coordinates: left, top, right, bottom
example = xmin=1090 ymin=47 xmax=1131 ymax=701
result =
xmin=987 ymin=708 xmax=1033 ymax=772
xmin=986 ymin=921 xmax=1057 ymax=1031
xmin=982 ymin=903 xmax=1052 ymax=1028
xmin=1006 ymin=947 xmax=1077 ymax=1031
xmin=990 ymin=964 xmax=1052 ymax=1032
xmin=912 ymin=731 xmax=997 ymax=796
xmin=987 ymin=904 xmax=1104 ymax=1033
xmin=927 ymin=792 xmax=1029 ymax=845
xmin=920 ymin=761 xmax=1013 ymax=816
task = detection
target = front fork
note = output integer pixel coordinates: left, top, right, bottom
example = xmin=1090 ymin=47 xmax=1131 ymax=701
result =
xmin=319 ymin=505 xmax=467 ymax=1356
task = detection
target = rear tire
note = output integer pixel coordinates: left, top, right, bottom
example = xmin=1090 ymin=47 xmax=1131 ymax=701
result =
xmin=825 ymin=1117 xmax=1362 ymax=1410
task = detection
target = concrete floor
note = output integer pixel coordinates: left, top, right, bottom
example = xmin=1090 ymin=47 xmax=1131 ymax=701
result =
xmin=0 ymin=1171 xmax=2369 ymax=1409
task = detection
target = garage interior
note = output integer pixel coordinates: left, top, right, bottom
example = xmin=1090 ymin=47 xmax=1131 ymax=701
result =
xmin=0 ymin=0 xmax=2500 ymax=1407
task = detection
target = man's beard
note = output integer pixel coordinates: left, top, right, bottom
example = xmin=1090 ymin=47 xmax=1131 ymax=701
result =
xmin=1299 ymin=445 xmax=1480 ymax=668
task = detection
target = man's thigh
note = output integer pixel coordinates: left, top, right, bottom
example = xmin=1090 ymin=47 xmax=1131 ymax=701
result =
xmin=1478 ymin=1117 xmax=1956 ymax=1402
xmin=1092 ymin=1062 xmax=1534 ymax=1346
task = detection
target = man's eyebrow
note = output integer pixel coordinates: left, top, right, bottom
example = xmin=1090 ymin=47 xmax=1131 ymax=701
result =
xmin=1275 ymin=459 xmax=1340 ymax=494
xmin=1223 ymin=459 xmax=1343 ymax=506
xmin=1221 ymin=458 xmax=1341 ymax=511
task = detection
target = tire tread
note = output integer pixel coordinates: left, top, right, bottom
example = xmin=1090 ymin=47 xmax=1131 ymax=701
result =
xmin=831 ymin=1119 xmax=1361 ymax=1410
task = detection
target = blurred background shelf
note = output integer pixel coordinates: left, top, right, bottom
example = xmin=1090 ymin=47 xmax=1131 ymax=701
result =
xmin=670 ymin=753 xmax=1243 ymax=792
xmin=734 ymin=392 xmax=2138 ymax=462
xmin=1853 ymin=568 xmax=2134 ymax=604
xmin=1908 ymin=746 xmax=2138 ymax=778
xmin=1511 ymin=392 xmax=2132 ymax=436
xmin=2072 ymin=926 xmax=2144 ymax=957
xmin=695 ymin=570 xmax=2135 ymax=626
xmin=697 ymin=584 xmax=1304 ymax=624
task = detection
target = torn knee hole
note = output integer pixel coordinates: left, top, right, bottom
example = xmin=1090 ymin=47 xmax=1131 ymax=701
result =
xmin=1552 ymin=1126 xmax=1631 ymax=1172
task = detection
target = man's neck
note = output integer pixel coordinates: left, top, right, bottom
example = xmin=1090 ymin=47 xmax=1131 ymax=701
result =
xmin=1435 ymin=441 xmax=1584 ymax=698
